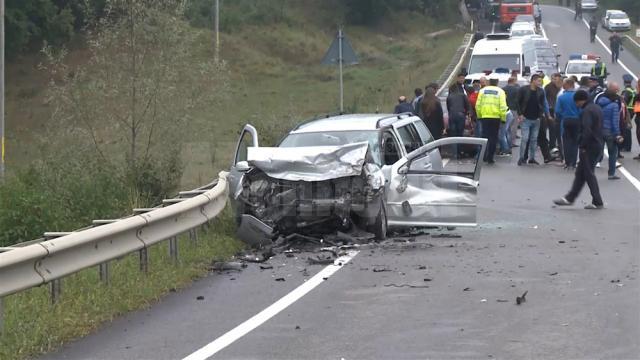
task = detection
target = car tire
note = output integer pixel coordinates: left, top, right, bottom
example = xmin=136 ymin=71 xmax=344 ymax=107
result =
xmin=368 ymin=199 xmax=387 ymax=241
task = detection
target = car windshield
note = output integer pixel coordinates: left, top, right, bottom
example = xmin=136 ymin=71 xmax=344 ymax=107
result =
xmin=279 ymin=130 xmax=382 ymax=165
xmin=566 ymin=62 xmax=595 ymax=73
xmin=512 ymin=29 xmax=534 ymax=37
xmin=469 ymin=54 xmax=520 ymax=73
xmin=610 ymin=13 xmax=628 ymax=20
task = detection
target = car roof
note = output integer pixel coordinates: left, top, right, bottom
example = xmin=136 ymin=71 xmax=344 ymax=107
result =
xmin=473 ymin=38 xmax=524 ymax=55
xmin=607 ymin=10 xmax=626 ymax=14
xmin=289 ymin=113 xmax=418 ymax=134
xmin=511 ymin=22 xmax=535 ymax=30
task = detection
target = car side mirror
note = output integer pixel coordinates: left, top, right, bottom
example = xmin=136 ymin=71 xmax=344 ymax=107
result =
xmin=398 ymin=164 xmax=409 ymax=175
xmin=235 ymin=161 xmax=251 ymax=172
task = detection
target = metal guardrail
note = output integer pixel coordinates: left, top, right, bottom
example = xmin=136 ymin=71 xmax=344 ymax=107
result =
xmin=0 ymin=171 xmax=229 ymax=332
xmin=436 ymin=32 xmax=474 ymax=97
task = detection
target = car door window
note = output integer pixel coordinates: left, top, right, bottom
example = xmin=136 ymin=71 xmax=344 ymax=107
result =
xmin=382 ymin=132 xmax=401 ymax=165
xmin=396 ymin=124 xmax=421 ymax=154
xmin=413 ymin=120 xmax=434 ymax=145
xmin=235 ymin=128 xmax=257 ymax=164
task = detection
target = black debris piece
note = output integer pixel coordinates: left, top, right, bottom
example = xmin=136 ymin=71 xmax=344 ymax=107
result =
xmin=496 ymin=299 xmax=509 ymax=303
xmin=384 ymin=283 xmax=430 ymax=288
xmin=196 ymin=296 xmax=205 ymax=301
xmin=423 ymin=278 xmax=433 ymax=282
xmin=463 ymin=287 xmax=472 ymax=291
xmin=516 ymin=291 xmax=528 ymax=305
xmin=372 ymin=266 xmax=392 ymax=272
xmin=558 ymin=240 xmax=566 ymax=244
xmin=169 ymin=288 xmax=177 ymax=293
xmin=308 ymin=255 xmax=335 ymax=265
xmin=432 ymin=234 xmax=462 ymax=239
xmin=259 ymin=264 xmax=274 ymax=270
xmin=295 ymin=326 xmax=301 ymax=330
xmin=549 ymin=272 xmax=558 ymax=276
xmin=322 ymin=277 xmax=329 ymax=281
xmin=417 ymin=265 xmax=427 ymax=270
xmin=275 ymin=277 xmax=286 ymax=282
xmin=611 ymin=279 xmax=621 ymax=283
xmin=210 ymin=261 xmax=246 ymax=272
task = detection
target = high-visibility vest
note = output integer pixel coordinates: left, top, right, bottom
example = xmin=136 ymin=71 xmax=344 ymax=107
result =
xmin=475 ymin=86 xmax=508 ymax=122
xmin=623 ymin=87 xmax=636 ymax=111
xmin=591 ymin=63 xmax=606 ymax=77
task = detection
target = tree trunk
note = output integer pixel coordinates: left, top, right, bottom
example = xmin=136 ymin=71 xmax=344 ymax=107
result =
xmin=459 ymin=0 xmax=472 ymax=25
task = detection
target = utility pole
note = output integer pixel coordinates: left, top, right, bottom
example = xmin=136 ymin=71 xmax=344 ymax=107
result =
xmin=214 ymin=0 xmax=220 ymax=63
xmin=338 ymin=27 xmax=344 ymax=113
xmin=1 ymin=0 xmax=5 ymax=181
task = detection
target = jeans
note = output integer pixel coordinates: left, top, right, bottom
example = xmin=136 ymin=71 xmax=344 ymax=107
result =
xmin=553 ymin=117 xmax=564 ymax=160
xmin=519 ymin=118 xmax=540 ymax=161
xmin=508 ymin=110 xmax=518 ymax=146
xmin=448 ymin=113 xmax=466 ymax=137
xmin=566 ymin=147 xmax=603 ymax=206
xmin=481 ymin=118 xmax=501 ymax=162
xmin=602 ymin=130 xmax=618 ymax=176
xmin=498 ymin=121 xmax=510 ymax=152
xmin=612 ymin=49 xmax=620 ymax=64
xmin=474 ymin=119 xmax=483 ymax=138
xmin=563 ymin=118 xmax=580 ymax=167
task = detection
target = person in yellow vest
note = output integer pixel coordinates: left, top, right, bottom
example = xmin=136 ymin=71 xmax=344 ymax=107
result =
xmin=475 ymin=75 xmax=508 ymax=164
xmin=620 ymin=74 xmax=635 ymax=154
xmin=591 ymin=57 xmax=607 ymax=87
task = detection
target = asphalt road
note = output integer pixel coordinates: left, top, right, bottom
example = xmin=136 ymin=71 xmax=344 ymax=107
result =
xmin=40 ymin=7 xmax=640 ymax=360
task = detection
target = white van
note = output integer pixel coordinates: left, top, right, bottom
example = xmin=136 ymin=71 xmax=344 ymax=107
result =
xmin=465 ymin=33 xmax=537 ymax=86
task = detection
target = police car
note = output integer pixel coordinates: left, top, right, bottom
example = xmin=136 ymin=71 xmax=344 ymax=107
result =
xmin=563 ymin=54 xmax=598 ymax=81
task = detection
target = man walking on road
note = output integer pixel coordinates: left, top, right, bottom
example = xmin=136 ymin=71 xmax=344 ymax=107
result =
xmin=589 ymin=17 xmax=598 ymax=43
xmin=517 ymin=74 xmax=549 ymax=166
xmin=609 ymin=33 xmax=622 ymax=64
xmin=554 ymin=90 xmax=604 ymax=210
xmin=555 ymin=78 xmax=580 ymax=169
xmin=596 ymin=82 xmax=624 ymax=180
xmin=476 ymin=75 xmax=508 ymax=164
xmin=574 ymin=1 xmax=582 ymax=21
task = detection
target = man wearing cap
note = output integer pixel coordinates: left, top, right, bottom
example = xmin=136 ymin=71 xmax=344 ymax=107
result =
xmin=554 ymin=90 xmax=604 ymax=209
xmin=394 ymin=95 xmax=414 ymax=114
xmin=476 ymin=75 xmax=508 ymax=164
xmin=517 ymin=74 xmax=550 ymax=165
xmin=591 ymin=57 xmax=607 ymax=87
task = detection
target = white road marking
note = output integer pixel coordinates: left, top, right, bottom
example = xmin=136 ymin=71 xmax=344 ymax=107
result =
xmin=546 ymin=5 xmax=640 ymax=193
xmin=540 ymin=23 xmax=547 ymax=39
xmin=624 ymin=35 xmax=640 ymax=49
xmin=182 ymin=250 xmax=359 ymax=360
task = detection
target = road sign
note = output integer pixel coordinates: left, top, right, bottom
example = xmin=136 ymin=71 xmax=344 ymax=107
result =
xmin=322 ymin=28 xmax=359 ymax=113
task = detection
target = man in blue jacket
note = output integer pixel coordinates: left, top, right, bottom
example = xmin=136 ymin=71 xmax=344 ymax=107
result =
xmin=596 ymin=82 xmax=624 ymax=180
xmin=555 ymin=78 xmax=581 ymax=169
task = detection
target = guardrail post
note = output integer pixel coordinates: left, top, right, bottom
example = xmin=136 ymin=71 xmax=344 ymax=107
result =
xmin=189 ymin=229 xmax=198 ymax=245
xmin=99 ymin=262 xmax=110 ymax=285
xmin=169 ymin=237 xmax=179 ymax=262
xmin=0 ymin=297 xmax=4 ymax=334
xmin=139 ymin=248 xmax=148 ymax=273
xmin=50 ymin=279 xmax=62 ymax=305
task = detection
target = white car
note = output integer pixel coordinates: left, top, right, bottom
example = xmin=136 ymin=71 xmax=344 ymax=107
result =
xmin=602 ymin=10 xmax=631 ymax=31
xmin=564 ymin=54 xmax=598 ymax=81
xmin=581 ymin=0 xmax=598 ymax=11
xmin=510 ymin=22 xmax=536 ymax=38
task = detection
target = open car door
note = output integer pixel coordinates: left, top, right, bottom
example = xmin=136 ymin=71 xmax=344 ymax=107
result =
xmin=227 ymin=124 xmax=259 ymax=199
xmin=386 ymin=137 xmax=487 ymax=228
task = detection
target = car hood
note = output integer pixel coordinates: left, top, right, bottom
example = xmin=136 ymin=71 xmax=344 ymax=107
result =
xmin=247 ymin=142 xmax=370 ymax=182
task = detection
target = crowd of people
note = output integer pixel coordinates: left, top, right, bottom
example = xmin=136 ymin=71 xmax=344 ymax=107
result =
xmin=394 ymin=68 xmax=640 ymax=208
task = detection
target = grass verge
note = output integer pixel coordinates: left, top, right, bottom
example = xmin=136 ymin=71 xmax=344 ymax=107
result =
xmin=0 ymin=209 xmax=244 ymax=360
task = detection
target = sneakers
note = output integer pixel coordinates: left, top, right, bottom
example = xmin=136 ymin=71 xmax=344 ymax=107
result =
xmin=615 ymin=162 xmax=622 ymax=168
xmin=553 ymin=197 xmax=573 ymax=206
xmin=517 ymin=158 xmax=525 ymax=166
xmin=608 ymin=175 xmax=621 ymax=180
xmin=584 ymin=203 xmax=604 ymax=210
xmin=633 ymin=154 xmax=640 ymax=160
xmin=596 ymin=162 xmax=601 ymax=168
xmin=528 ymin=159 xmax=540 ymax=165
xmin=544 ymin=156 xmax=557 ymax=164
xmin=618 ymin=154 xmax=624 ymax=159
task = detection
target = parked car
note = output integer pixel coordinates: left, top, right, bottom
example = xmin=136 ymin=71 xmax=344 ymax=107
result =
xmin=514 ymin=14 xmax=536 ymax=28
xmin=602 ymin=10 xmax=631 ymax=31
xmin=228 ymin=113 xmax=487 ymax=246
xmin=580 ymin=0 xmax=598 ymax=11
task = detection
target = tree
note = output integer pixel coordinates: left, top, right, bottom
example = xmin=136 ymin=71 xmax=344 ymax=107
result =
xmin=43 ymin=0 xmax=230 ymax=204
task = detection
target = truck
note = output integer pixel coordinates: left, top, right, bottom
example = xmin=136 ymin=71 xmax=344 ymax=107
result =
xmin=500 ymin=0 xmax=534 ymax=30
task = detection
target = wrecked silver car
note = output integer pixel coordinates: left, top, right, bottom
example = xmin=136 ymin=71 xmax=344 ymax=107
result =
xmin=228 ymin=113 xmax=487 ymax=247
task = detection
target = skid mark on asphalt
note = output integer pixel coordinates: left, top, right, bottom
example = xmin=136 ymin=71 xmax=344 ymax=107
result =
xmin=182 ymin=250 xmax=359 ymax=360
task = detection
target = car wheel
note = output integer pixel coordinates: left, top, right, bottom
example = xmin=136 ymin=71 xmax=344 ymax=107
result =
xmin=368 ymin=199 xmax=387 ymax=240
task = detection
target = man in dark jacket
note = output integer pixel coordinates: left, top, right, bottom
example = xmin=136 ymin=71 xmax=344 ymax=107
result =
xmin=446 ymin=83 xmax=470 ymax=138
xmin=554 ymin=90 xmax=604 ymax=209
xmin=589 ymin=17 xmax=598 ymax=43
xmin=596 ymin=82 xmax=623 ymax=179
xmin=609 ymin=33 xmax=622 ymax=64
xmin=394 ymin=96 xmax=414 ymax=114
xmin=517 ymin=74 xmax=549 ymax=165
